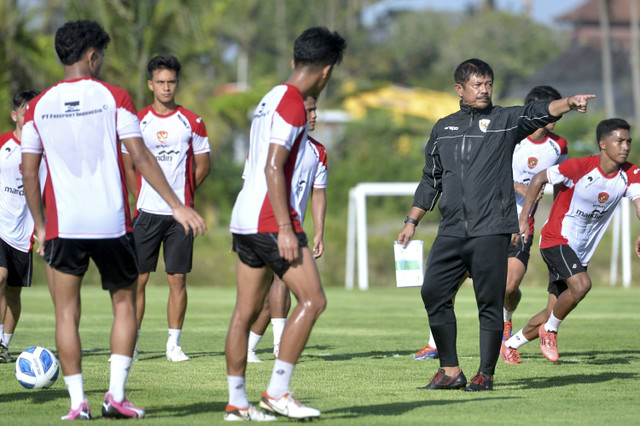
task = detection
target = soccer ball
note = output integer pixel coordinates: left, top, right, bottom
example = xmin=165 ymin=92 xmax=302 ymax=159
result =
xmin=15 ymin=346 xmax=60 ymax=389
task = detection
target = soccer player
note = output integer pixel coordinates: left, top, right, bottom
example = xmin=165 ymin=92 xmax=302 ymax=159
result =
xmin=225 ymin=27 xmax=345 ymax=421
xmin=247 ymin=96 xmax=327 ymax=363
xmin=501 ymin=118 xmax=640 ymax=364
xmin=122 ymin=54 xmax=210 ymax=362
xmin=502 ymin=85 xmax=568 ymax=345
xmin=397 ymin=58 xmax=594 ymax=391
xmin=0 ymin=90 xmax=42 ymax=363
xmin=21 ymin=20 xmax=206 ymax=420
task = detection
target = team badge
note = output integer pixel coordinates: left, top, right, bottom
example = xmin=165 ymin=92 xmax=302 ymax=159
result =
xmin=479 ymin=119 xmax=490 ymax=133
xmin=598 ymin=192 xmax=609 ymax=203
xmin=157 ymin=131 xmax=169 ymax=143
xmin=527 ymin=157 xmax=538 ymax=169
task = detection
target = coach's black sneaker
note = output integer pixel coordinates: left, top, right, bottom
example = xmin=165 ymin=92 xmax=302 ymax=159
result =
xmin=418 ymin=368 xmax=467 ymax=390
xmin=464 ymin=372 xmax=493 ymax=391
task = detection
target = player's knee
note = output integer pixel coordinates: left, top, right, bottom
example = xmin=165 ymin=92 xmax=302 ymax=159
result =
xmin=300 ymin=293 xmax=326 ymax=318
xmin=6 ymin=288 xmax=21 ymax=305
xmin=572 ymin=279 xmax=592 ymax=301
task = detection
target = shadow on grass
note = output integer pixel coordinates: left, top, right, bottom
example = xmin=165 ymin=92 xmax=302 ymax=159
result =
xmin=80 ymin=348 xmax=224 ymax=361
xmin=0 ymin=387 xmax=107 ymax=404
xmin=302 ymin=345 xmax=417 ymax=361
xmin=557 ymin=349 xmax=640 ymax=365
xmin=510 ymin=371 xmax=639 ymax=389
xmin=324 ymin=396 xmax=517 ymax=419
xmin=150 ymin=401 xmax=227 ymax=418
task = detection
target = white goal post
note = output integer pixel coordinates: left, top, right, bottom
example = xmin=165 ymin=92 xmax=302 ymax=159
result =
xmin=345 ymin=182 xmax=631 ymax=290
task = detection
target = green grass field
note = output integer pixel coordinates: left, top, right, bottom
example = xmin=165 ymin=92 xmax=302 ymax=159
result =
xmin=1 ymin=283 xmax=639 ymax=424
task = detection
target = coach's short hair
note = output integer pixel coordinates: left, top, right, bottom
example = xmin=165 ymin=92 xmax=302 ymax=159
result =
xmin=596 ymin=118 xmax=631 ymax=145
xmin=147 ymin=54 xmax=181 ymax=80
xmin=13 ymin=90 xmax=40 ymax=109
xmin=55 ymin=20 xmax=110 ymax=66
xmin=293 ymin=27 xmax=346 ymax=69
xmin=454 ymin=59 xmax=494 ymax=86
xmin=525 ymin=86 xmax=562 ymax=104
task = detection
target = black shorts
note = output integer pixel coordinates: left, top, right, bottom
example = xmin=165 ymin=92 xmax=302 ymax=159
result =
xmin=132 ymin=211 xmax=193 ymax=274
xmin=0 ymin=239 xmax=32 ymax=287
xmin=44 ymin=235 xmax=138 ymax=291
xmin=507 ymin=233 xmax=533 ymax=268
xmin=232 ymin=232 xmax=308 ymax=279
xmin=540 ymin=245 xmax=587 ymax=296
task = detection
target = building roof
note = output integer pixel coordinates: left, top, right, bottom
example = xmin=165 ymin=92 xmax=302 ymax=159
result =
xmin=559 ymin=0 xmax=640 ymax=24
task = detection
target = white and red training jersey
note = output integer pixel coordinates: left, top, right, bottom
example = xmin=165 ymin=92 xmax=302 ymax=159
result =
xmin=21 ymin=77 xmax=141 ymax=240
xmin=540 ymin=156 xmax=640 ymax=265
xmin=0 ymin=132 xmax=45 ymax=251
xmin=294 ymin=136 xmax=327 ymax=222
xmin=230 ymin=84 xmax=308 ymax=234
xmin=513 ymin=131 xmax=567 ymax=234
xmin=123 ymin=105 xmax=210 ymax=215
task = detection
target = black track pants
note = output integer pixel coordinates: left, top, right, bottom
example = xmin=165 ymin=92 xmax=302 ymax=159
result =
xmin=421 ymin=234 xmax=509 ymax=375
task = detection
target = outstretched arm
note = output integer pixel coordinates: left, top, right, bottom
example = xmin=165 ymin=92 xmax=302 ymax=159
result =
xmin=549 ymin=94 xmax=596 ymax=116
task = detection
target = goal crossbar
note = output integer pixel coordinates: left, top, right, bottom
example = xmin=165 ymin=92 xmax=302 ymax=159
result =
xmin=345 ymin=182 xmax=631 ymax=290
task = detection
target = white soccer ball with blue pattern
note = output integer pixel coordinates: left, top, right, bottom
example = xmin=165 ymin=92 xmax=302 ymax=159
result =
xmin=15 ymin=346 xmax=59 ymax=389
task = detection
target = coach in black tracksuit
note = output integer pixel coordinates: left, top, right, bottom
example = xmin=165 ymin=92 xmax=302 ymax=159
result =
xmin=397 ymin=58 xmax=595 ymax=391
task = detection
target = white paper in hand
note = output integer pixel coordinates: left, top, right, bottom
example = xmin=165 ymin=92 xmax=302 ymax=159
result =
xmin=394 ymin=240 xmax=424 ymax=287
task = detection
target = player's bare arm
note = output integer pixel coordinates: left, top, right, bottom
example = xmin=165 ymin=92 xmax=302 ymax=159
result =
xmin=194 ymin=152 xmax=210 ymax=189
xmin=310 ymin=187 xmax=326 ymax=258
xmin=121 ymin=153 xmax=139 ymax=199
xmin=517 ymin=169 xmax=549 ymax=244
xmin=548 ymin=94 xmax=596 ymax=116
xmin=123 ymin=136 xmax=206 ymax=236
xmin=265 ymin=143 xmax=299 ymax=264
xmin=397 ymin=206 xmax=427 ymax=248
xmin=634 ymin=198 xmax=640 ymax=258
xmin=21 ymin=152 xmax=46 ymax=255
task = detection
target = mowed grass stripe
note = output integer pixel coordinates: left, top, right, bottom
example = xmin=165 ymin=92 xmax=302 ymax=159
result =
xmin=0 ymin=284 xmax=638 ymax=425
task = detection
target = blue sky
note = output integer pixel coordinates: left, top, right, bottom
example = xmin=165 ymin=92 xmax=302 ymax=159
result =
xmin=364 ymin=0 xmax=587 ymax=26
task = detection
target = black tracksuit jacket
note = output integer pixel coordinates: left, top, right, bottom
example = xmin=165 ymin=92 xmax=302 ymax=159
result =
xmin=413 ymin=100 xmax=560 ymax=238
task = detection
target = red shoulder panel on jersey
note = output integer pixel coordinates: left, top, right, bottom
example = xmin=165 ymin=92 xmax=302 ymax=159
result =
xmin=275 ymin=85 xmax=306 ymax=127
xmin=547 ymin=131 xmax=568 ymax=155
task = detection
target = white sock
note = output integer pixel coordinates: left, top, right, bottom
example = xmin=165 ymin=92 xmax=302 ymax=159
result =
xmin=503 ymin=307 xmax=513 ymax=322
xmin=545 ymin=313 xmax=562 ymax=332
xmin=227 ymin=375 xmax=249 ymax=408
xmin=167 ymin=329 xmax=182 ymax=349
xmin=505 ymin=330 xmax=529 ymax=349
xmin=108 ymin=354 xmax=132 ymax=403
xmin=271 ymin=318 xmax=286 ymax=345
xmin=266 ymin=359 xmax=295 ymax=400
xmin=428 ymin=331 xmax=437 ymax=349
xmin=248 ymin=331 xmax=263 ymax=352
xmin=0 ymin=325 xmax=4 ymax=345
xmin=63 ymin=374 xmax=86 ymax=410
xmin=3 ymin=333 xmax=13 ymax=349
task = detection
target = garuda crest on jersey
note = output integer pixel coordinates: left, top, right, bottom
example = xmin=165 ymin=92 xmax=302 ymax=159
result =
xmin=157 ymin=131 xmax=169 ymax=143
xmin=478 ymin=119 xmax=490 ymax=133
xmin=527 ymin=157 xmax=538 ymax=169
xmin=598 ymin=192 xmax=609 ymax=203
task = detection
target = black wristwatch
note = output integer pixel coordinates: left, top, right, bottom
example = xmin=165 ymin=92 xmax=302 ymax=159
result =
xmin=404 ymin=216 xmax=419 ymax=227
